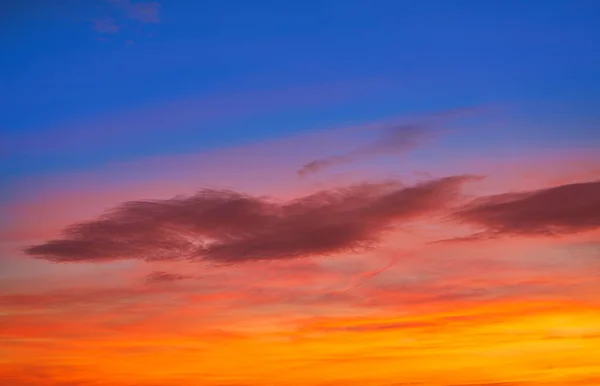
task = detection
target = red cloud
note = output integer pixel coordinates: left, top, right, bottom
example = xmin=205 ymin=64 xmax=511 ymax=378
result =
xmin=24 ymin=176 xmax=474 ymax=263
xmin=453 ymin=180 xmax=600 ymax=238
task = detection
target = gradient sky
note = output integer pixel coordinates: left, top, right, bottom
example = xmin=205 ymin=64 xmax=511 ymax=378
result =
xmin=1 ymin=1 xmax=600 ymax=385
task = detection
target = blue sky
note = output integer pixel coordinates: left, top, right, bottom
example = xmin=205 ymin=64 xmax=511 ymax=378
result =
xmin=2 ymin=0 xmax=599 ymax=188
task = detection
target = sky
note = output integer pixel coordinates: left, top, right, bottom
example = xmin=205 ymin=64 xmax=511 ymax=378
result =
xmin=1 ymin=1 xmax=600 ymax=385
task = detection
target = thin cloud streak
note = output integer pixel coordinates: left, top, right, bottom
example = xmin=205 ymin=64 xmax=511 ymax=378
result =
xmin=297 ymin=106 xmax=484 ymax=176
xmin=144 ymin=271 xmax=193 ymax=284
xmin=297 ymin=124 xmax=429 ymax=176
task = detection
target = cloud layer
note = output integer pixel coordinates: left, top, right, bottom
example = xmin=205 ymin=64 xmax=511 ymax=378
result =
xmin=24 ymin=176 xmax=473 ymax=263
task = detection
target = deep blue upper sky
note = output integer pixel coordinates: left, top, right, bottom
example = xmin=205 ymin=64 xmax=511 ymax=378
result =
xmin=2 ymin=0 xmax=599 ymax=186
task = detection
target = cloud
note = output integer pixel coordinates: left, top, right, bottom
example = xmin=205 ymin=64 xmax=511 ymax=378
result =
xmin=297 ymin=124 xmax=429 ymax=176
xmin=0 ymin=287 xmax=150 ymax=309
xmin=24 ymin=176 xmax=474 ymax=264
xmin=296 ymin=106 xmax=483 ymax=176
xmin=307 ymin=312 xmax=514 ymax=334
xmin=320 ymin=320 xmax=435 ymax=333
xmin=144 ymin=271 xmax=192 ymax=284
xmin=452 ymin=180 xmax=600 ymax=239
xmin=297 ymin=155 xmax=355 ymax=177
xmin=300 ymin=124 xmax=431 ymax=176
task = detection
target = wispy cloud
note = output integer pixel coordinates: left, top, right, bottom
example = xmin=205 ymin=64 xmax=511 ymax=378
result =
xmin=297 ymin=124 xmax=429 ymax=176
xmin=24 ymin=176 xmax=475 ymax=264
xmin=297 ymin=106 xmax=482 ymax=176
xmin=144 ymin=271 xmax=192 ymax=284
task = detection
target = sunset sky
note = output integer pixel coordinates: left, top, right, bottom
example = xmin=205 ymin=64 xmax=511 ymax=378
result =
xmin=1 ymin=1 xmax=600 ymax=385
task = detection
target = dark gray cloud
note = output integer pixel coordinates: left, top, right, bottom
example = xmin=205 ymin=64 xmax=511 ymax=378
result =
xmin=24 ymin=176 xmax=474 ymax=264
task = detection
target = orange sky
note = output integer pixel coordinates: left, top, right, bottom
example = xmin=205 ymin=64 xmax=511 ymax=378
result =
xmin=2 ymin=130 xmax=600 ymax=386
